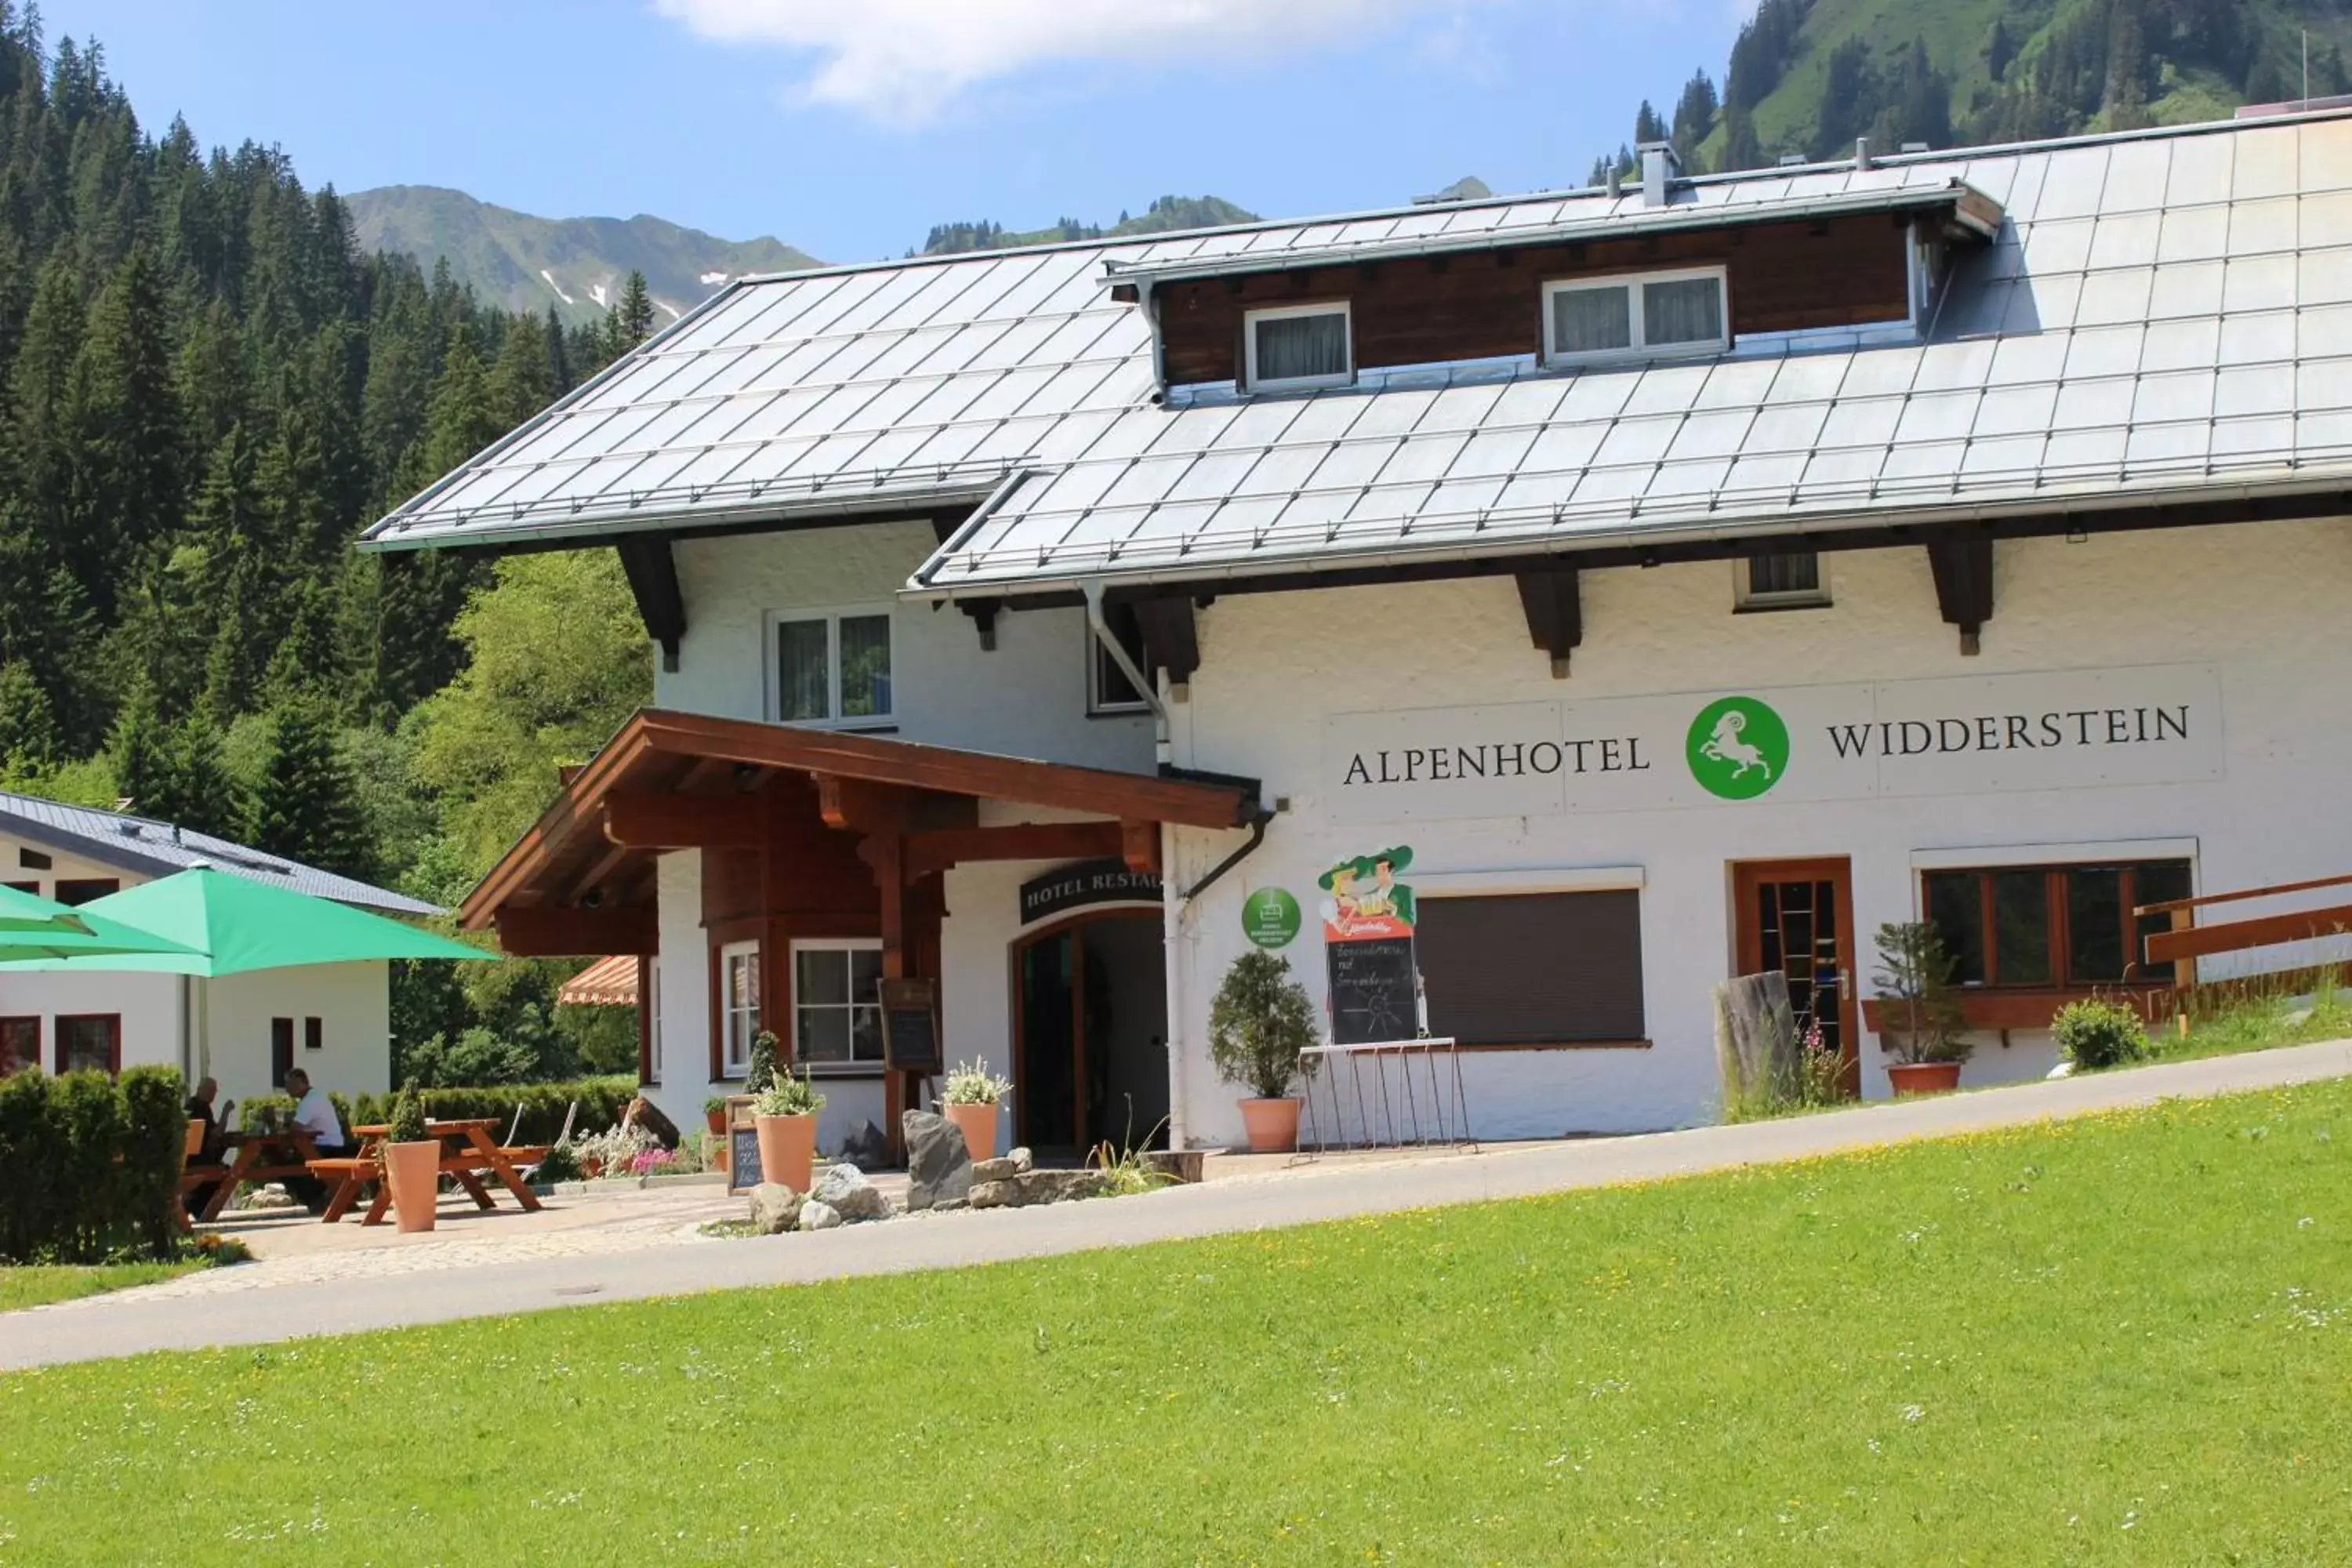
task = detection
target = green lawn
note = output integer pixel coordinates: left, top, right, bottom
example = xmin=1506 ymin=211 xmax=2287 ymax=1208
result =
xmin=0 ymin=1258 xmax=205 ymax=1312
xmin=5 ymin=1084 xmax=2350 ymax=1565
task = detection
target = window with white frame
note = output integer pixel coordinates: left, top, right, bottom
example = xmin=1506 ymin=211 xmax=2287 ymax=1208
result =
xmin=1735 ymin=550 xmax=1831 ymax=609
xmin=719 ymin=940 xmax=759 ymax=1078
xmin=1086 ymin=602 xmax=1152 ymax=715
xmin=769 ymin=606 xmax=894 ymax=727
xmin=1243 ymin=302 xmax=1352 ymax=392
xmin=792 ymin=940 xmax=884 ymax=1069
xmin=1543 ymin=267 xmax=1728 ymax=366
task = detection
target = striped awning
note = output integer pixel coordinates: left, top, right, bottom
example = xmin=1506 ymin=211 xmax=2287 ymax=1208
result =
xmin=557 ymin=953 xmax=639 ymax=1007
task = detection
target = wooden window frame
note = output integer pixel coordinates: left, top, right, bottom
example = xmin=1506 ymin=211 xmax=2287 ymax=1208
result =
xmin=1084 ymin=602 xmax=1152 ymax=717
xmin=16 ymin=847 xmax=51 ymax=869
xmin=53 ymin=1013 xmax=122 ymax=1076
xmin=270 ymin=1017 xmax=294 ymax=1087
xmin=1541 ymin=264 xmax=1730 ymax=369
xmin=764 ymin=604 xmax=896 ymax=731
xmin=1733 ymin=551 xmax=1831 ymax=611
xmin=1921 ymin=860 xmax=2190 ymax=992
xmin=303 ymin=1016 xmax=324 ymax=1051
xmin=789 ymin=938 xmax=887 ymax=1076
xmin=0 ymin=1015 xmax=38 ymax=1076
xmin=1241 ymin=299 xmax=1354 ymax=393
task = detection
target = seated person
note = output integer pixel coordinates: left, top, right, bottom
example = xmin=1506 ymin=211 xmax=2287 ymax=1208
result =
xmin=281 ymin=1068 xmax=354 ymax=1213
xmin=183 ymin=1075 xmax=234 ymax=1214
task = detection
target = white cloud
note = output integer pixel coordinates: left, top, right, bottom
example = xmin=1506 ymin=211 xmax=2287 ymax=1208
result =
xmin=654 ymin=0 xmax=1453 ymax=123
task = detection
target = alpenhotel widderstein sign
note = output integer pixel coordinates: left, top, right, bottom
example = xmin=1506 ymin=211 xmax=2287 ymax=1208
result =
xmin=1323 ymin=664 xmax=2225 ymax=823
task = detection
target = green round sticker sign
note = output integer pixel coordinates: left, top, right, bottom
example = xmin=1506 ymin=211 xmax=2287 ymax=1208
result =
xmin=1241 ymin=887 xmax=1302 ymax=949
xmin=1686 ymin=695 xmax=1790 ymax=800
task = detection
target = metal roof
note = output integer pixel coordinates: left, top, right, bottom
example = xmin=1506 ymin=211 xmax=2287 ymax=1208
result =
xmin=0 ymin=790 xmax=441 ymax=916
xmin=361 ymin=111 xmax=2352 ymax=600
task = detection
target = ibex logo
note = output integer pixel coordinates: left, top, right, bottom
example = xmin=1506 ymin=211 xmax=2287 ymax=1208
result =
xmin=1686 ymin=695 xmax=1789 ymax=800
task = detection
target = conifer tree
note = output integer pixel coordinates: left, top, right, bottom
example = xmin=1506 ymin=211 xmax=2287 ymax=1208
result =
xmin=103 ymin=677 xmax=169 ymax=811
xmin=608 ymin=269 xmax=655 ymax=356
xmin=157 ymin=713 xmax=238 ymax=837
xmin=248 ymin=695 xmax=371 ymax=879
xmin=489 ymin=310 xmax=553 ymax=430
xmin=64 ymin=243 xmax=183 ymax=623
xmin=0 ymin=659 xmax=59 ymax=773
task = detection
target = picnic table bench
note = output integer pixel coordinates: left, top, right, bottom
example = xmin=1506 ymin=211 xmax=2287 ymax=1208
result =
xmin=197 ymin=1127 xmax=320 ymax=1223
xmin=313 ymin=1118 xmax=548 ymax=1226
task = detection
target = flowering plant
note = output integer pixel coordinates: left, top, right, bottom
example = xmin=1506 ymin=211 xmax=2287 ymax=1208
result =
xmin=629 ymin=1148 xmax=674 ymax=1177
xmin=943 ymin=1058 xmax=1014 ymax=1106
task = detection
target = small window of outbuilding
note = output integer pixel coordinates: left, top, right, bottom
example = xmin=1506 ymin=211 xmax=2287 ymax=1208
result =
xmin=1735 ymin=551 xmax=1831 ymax=609
xmin=1544 ymin=267 xmax=1728 ymax=366
xmin=1243 ymin=302 xmax=1352 ymax=392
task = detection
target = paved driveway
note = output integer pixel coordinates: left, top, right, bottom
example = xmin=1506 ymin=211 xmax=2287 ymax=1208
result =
xmin=6 ymin=1040 xmax=2347 ymax=1370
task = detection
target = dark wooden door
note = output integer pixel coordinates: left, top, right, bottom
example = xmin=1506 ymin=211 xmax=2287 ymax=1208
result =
xmin=1732 ymin=858 xmax=1861 ymax=1097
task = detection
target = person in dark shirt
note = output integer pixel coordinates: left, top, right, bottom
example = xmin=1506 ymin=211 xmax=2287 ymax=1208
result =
xmin=183 ymin=1076 xmax=234 ymax=1216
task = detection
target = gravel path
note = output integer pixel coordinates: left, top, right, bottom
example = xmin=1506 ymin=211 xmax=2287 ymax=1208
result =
xmin=6 ymin=1040 xmax=2347 ymax=1370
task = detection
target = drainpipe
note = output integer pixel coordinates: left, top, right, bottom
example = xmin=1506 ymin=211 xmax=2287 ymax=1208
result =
xmin=1163 ymin=823 xmax=1187 ymax=1149
xmin=1083 ymin=579 xmax=1170 ymax=768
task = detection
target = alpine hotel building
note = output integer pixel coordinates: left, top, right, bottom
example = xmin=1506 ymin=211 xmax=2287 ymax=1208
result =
xmin=366 ymin=108 xmax=2352 ymax=1150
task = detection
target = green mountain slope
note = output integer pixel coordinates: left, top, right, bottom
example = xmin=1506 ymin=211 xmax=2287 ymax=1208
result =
xmin=345 ymin=186 xmax=823 ymax=325
xmin=1597 ymin=0 xmax=2352 ymax=176
xmin=921 ymin=194 xmax=1260 ymax=256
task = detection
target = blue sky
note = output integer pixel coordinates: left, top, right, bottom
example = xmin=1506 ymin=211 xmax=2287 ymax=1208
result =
xmin=50 ymin=1 xmax=1748 ymax=263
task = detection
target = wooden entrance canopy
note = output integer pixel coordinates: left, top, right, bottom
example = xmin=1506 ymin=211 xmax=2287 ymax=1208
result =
xmin=463 ymin=709 xmax=1258 ymax=1138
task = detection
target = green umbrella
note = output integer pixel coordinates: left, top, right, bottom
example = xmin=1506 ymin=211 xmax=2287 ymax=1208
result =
xmin=0 ymin=866 xmax=487 ymax=977
xmin=0 ymin=880 xmax=203 ymax=960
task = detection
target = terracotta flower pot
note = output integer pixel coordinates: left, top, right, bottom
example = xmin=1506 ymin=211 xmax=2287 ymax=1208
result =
xmin=756 ymin=1112 xmax=816 ymax=1193
xmin=1888 ymin=1061 xmax=1962 ymax=1097
xmin=705 ymin=1107 xmax=727 ymax=1138
xmin=944 ymin=1101 xmax=996 ymax=1163
xmin=382 ymin=1140 xmax=440 ymax=1233
xmin=1238 ymin=1096 xmax=1303 ymax=1153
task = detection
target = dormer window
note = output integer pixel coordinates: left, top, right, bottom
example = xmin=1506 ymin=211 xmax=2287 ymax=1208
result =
xmin=1543 ymin=266 xmax=1728 ymax=367
xmin=1243 ymin=302 xmax=1352 ymax=392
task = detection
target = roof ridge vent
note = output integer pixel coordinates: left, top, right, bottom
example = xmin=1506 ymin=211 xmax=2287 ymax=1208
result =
xmin=1637 ymin=140 xmax=1681 ymax=208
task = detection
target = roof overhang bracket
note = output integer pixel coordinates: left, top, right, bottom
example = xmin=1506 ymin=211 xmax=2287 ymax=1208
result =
xmin=615 ymin=536 xmax=687 ymax=673
xmin=958 ymin=598 xmax=1001 ymax=652
xmin=1515 ymin=566 xmax=1583 ymax=679
xmin=1131 ymin=597 xmax=1200 ymax=699
xmin=1927 ymin=539 xmax=1994 ymax=656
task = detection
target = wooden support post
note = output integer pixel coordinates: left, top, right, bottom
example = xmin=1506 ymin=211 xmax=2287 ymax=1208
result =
xmin=615 ymin=537 xmax=688 ymax=673
xmin=1514 ymin=566 xmax=1582 ymax=678
xmin=1926 ymin=539 xmax=1994 ymax=656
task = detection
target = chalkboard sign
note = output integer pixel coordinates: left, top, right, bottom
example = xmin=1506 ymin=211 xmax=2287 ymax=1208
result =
xmin=878 ymin=977 xmax=942 ymax=1075
xmin=724 ymin=1096 xmax=763 ymax=1195
xmin=1327 ymin=936 xmax=1420 ymax=1046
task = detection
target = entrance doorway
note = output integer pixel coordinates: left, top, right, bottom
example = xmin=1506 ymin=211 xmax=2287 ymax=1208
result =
xmin=1730 ymin=858 xmax=1861 ymax=1096
xmin=1011 ymin=911 xmax=1168 ymax=1154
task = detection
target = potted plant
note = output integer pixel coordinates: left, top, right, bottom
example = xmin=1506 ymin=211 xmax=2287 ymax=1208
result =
xmin=941 ymin=1059 xmax=1012 ymax=1162
xmin=753 ymin=1066 xmax=825 ymax=1193
xmin=702 ymin=1095 xmax=728 ymax=1138
xmin=381 ymin=1079 xmax=439 ymax=1233
xmin=1208 ymin=950 xmax=1319 ymax=1152
xmin=1871 ymin=920 xmax=1972 ymax=1095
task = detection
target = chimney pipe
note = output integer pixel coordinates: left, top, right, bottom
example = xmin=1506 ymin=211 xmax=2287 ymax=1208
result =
xmin=1637 ymin=141 xmax=1680 ymax=209
xmin=1854 ymin=136 xmax=1874 ymax=170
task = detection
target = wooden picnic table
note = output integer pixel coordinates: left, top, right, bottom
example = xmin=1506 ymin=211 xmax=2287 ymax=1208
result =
xmin=197 ymin=1128 xmax=320 ymax=1223
xmin=320 ymin=1117 xmax=546 ymax=1227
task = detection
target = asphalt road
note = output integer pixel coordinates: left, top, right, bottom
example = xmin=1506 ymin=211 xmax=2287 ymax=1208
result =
xmin=6 ymin=1039 xmax=2347 ymax=1370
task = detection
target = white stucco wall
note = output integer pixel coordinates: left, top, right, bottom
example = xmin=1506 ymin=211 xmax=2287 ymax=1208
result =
xmin=1161 ymin=519 xmax=2352 ymax=1145
xmin=662 ymin=520 xmax=1155 ymax=770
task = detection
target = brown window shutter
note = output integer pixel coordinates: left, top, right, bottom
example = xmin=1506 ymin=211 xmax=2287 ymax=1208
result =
xmin=1416 ymin=891 xmax=1645 ymax=1044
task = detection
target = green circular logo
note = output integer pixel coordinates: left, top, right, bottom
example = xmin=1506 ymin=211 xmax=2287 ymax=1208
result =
xmin=1686 ymin=695 xmax=1790 ymax=800
xmin=1241 ymin=887 xmax=1302 ymax=949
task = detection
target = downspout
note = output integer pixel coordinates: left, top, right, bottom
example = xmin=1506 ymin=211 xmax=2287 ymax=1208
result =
xmin=1083 ymin=579 xmax=1170 ymax=768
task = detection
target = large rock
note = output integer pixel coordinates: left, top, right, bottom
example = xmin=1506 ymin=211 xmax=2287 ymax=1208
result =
xmin=748 ymin=1183 xmax=804 ymax=1235
xmin=903 ymin=1109 xmax=972 ymax=1211
xmin=970 ymin=1156 xmax=1022 ymax=1184
xmin=814 ymin=1162 xmax=891 ymax=1222
xmin=839 ymin=1120 xmax=892 ymax=1172
xmin=968 ymin=1178 xmax=1017 ymax=1210
xmin=1142 ymin=1149 xmax=1205 ymax=1185
xmin=967 ymin=1168 xmax=1107 ymax=1210
xmin=798 ymin=1199 xmax=843 ymax=1231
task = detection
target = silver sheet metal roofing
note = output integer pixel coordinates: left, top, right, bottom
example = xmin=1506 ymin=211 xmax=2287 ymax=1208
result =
xmin=362 ymin=111 xmax=2352 ymax=599
xmin=0 ymin=790 xmax=441 ymax=916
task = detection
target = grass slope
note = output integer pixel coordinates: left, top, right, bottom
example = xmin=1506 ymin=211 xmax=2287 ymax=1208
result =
xmin=0 ymin=1259 xmax=204 ymax=1312
xmin=345 ymin=185 xmax=823 ymax=325
xmin=4 ymin=1082 xmax=2350 ymax=1563
xmin=1706 ymin=0 xmax=2352 ymax=165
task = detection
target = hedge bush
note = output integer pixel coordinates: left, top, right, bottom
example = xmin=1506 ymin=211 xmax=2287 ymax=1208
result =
xmin=237 ymin=1076 xmax=636 ymax=1146
xmin=0 ymin=1066 xmax=186 ymax=1263
xmin=2053 ymin=997 xmax=2151 ymax=1071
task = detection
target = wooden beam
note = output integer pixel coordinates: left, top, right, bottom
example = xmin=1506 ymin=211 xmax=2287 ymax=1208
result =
xmin=903 ymin=821 xmax=1125 ymax=880
xmin=495 ymin=905 xmax=656 ymax=957
xmin=1926 ymin=538 xmax=1994 ymax=655
xmin=562 ymin=841 xmax=635 ymax=906
xmin=958 ymin=598 xmax=1001 ymax=652
xmin=1120 ymin=820 xmax=1162 ymax=877
xmin=1131 ymin=597 xmax=1200 ymax=689
xmin=815 ymin=775 xmax=911 ymax=832
xmin=2144 ymin=902 xmax=2352 ymax=965
xmin=615 ymin=538 xmax=687 ymax=673
xmin=602 ymin=790 xmax=762 ymax=849
xmin=1513 ymin=566 xmax=1582 ymax=678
